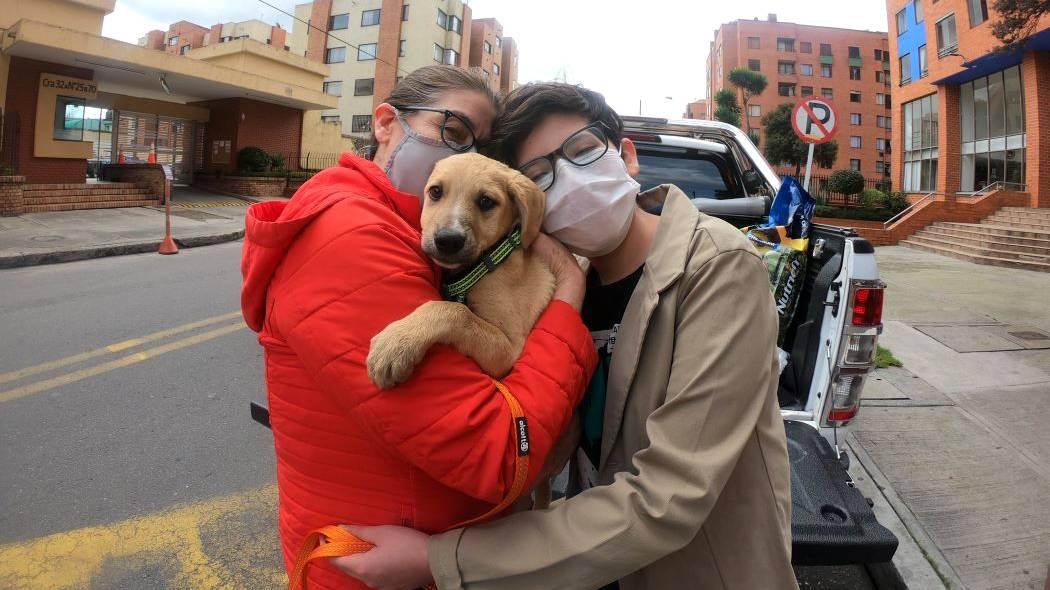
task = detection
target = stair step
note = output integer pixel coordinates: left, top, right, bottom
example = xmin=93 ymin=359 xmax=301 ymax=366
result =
xmin=901 ymin=240 xmax=1050 ymax=273
xmin=982 ymin=220 xmax=1050 ymax=232
xmin=906 ymin=234 xmax=1050 ymax=262
xmin=22 ymin=191 xmax=154 ymax=200
xmin=23 ymin=193 xmax=159 ymax=206
xmin=1001 ymin=207 xmax=1050 ymax=218
xmin=984 ymin=212 xmax=1050 ymax=224
xmin=24 ymin=182 xmax=148 ymax=190
xmin=937 ymin=222 xmax=1050 ymax=240
xmin=918 ymin=227 xmax=1050 ymax=255
xmin=23 ymin=200 xmax=159 ymax=213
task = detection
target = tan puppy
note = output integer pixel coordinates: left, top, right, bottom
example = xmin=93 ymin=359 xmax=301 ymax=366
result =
xmin=367 ymin=152 xmax=554 ymax=388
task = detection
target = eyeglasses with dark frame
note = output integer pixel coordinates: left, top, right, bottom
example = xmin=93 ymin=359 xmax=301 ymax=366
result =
xmin=396 ymin=106 xmax=477 ymax=152
xmin=518 ymin=123 xmax=614 ymax=191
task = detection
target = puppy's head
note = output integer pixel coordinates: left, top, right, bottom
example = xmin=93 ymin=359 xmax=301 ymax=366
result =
xmin=421 ymin=153 xmax=545 ymax=271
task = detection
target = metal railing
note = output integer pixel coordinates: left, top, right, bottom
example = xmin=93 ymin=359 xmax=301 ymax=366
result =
xmin=883 ymin=191 xmax=936 ymax=228
xmin=801 ymin=174 xmax=893 ymax=208
xmin=971 ymin=180 xmax=1027 ymax=196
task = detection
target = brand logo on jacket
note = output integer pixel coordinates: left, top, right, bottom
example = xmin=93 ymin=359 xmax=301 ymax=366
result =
xmin=516 ymin=417 xmax=530 ymax=456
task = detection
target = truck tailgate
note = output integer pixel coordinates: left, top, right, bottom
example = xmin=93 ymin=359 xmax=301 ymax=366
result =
xmin=786 ymin=420 xmax=898 ymax=565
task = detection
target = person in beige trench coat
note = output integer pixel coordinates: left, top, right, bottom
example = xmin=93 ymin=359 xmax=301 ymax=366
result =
xmin=332 ymin=82 xmax=800 ymax=590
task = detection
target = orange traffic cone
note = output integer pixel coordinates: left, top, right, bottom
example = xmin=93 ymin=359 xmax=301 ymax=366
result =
xmin=147 ymin=143 xmax=157 ymax=164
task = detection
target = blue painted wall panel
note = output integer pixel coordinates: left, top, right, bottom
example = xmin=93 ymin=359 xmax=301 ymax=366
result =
xmin=895 ymin=1 xmax=927 ymax=83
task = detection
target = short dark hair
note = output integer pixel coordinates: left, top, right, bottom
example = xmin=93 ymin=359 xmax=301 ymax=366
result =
xmin=486 ymin=82 xmax=624 ymax=165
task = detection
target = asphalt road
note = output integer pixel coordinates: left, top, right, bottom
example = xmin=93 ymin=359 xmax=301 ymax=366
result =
xmin=0 ymin=241 xmax=885 ymax=590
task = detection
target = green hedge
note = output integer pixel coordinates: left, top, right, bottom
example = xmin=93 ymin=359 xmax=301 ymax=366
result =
xmin=815 ymin=205 xmax=896 ymax=222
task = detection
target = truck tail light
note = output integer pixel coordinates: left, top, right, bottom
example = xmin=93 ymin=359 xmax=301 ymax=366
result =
xmin=826 ymin=372 xmax=866 ymax=426
xmin=844 ymin=334 xmax=878 ymax=365
xmin=852 ymin=287 xmax=884 ymax=326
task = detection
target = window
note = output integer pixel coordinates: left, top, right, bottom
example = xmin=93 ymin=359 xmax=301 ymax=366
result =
xmin=399 ymin=39 xmax=406 ymax=57
xmin=777 ymin=37 xmax=795 ymax=52
xmin=402 ymin=4 xmax=410 ymax=21
xmin=801 ymin=63 xmax=813 ymax=76
xmin=821 ymin=64 xmax=832 ymax=77
xmin=494 ymin=63 xmax=500 ymax=75
xmin=900 ymin=54 xmax=912 ymax=84
xmin=801 ymin=86 xmax=814 ymax=96
xmin=877 ymin=138 xmax=888 ymax=151
xmin=748 ymin=59 xmax=761 ymax=71
xmin=896 ymin=9 xmax=907 ymax=34
xmin=354 ymin=78 xmax=374 ymax=96
xmin=747 ymin=36 xmax=760 ymax=49
xmin=850 ymin=159 xmax=861 ymax=171
xmin=903 ymin=94 xmax=939 ymax=192
xmin=959 ymin=65 xmax=1026 ymax=191
xmin=914 ymin=0 xmax=924 ymax=22
xmin=168 ymin=36 xmax=179 ymax=46
xmin=850 ymin=91 xmax=862 ymax=103
xmin=444 ymin=48 xmax=459 ymax=65
xmin=351 ymin=115 xmax=372 ymax=133
xmin=875 ymin=48 xmax=884 ymax=61
xmin=323 ymin=80 xmax=343 ymax=96
xmin=936 ymin=14 xmax=958 ymax=57
xmin=850 ymin=66 xmax=862 ymax=80
xmin=848 ymin=46 xmax=860 ymax=58
xmin=329 ymin=13 xmax=349 ymax=30
xmin=447 ymin=15 xmax=462 ymax=34
xmin=822 ymin=88 xmax=834 ymax=98
xmin=357 ymin=43 xmax=377 ymax=60
xmin=851 ymin=113 xmax=862 ymax=125
xmin=850 ymin=136 xmax=862 ymax=148
xmin=180 ymin=45 xmax=190 ymax=55
xmin=876 ymin=70 xmax=886 ymax=83
xmin=968 ymin=0 xmax=989 ymax=26
xmin=876 ymin=160 xmax=887 ymax=174
xmin=800 ymin=41 xmax=812 ymax=53
xmin=749 ymin=104 xmax=761 ymax=117
xmin=433 ymin=43 xmax=443 ymax=63
xmin=484 ymin=41 xmax=492 ymax=54
xmin=778 ymin=82 xmax=797 ymax=97
xmin=437 ymin=9 xmax=448 ymax=28
xmin=321 ymin=115 xmax=341 ymax=124
xmin=53 ymin=96 xmax=85 ymax=141
xmin=361 ymin=9 xmax=381 ymax=26
xmin=325 ymin=46 xmax=346 ymax=63
xmin=778 ymin=61 xmax=796 ymax=75
xmin=820 ymin=43 xmax=832 ymax=56
xmin=918 ymin=45 xmax=928 ymax=77
xmin=876 ymin=93 xmax=887 ymax=105
xmin=496 ymin=37 xmax=502 ymax=48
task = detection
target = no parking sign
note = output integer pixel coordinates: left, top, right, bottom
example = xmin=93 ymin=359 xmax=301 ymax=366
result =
xmin=791 ymin=98 xmax=839 ymax=144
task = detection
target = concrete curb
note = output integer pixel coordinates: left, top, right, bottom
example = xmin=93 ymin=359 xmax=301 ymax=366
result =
xmin=0 ymin=229 xmax=245 ymax=269
xmin=847 ymin=434 xmax=968 ymax=590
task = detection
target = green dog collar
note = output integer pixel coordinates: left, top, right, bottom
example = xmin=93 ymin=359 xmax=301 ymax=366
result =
xmin=441 ymin=227 xmax=523 ymax=303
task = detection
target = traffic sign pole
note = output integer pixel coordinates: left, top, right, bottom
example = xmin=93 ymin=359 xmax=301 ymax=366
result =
xmin=804 ymin=143 xmax=815 ymax=192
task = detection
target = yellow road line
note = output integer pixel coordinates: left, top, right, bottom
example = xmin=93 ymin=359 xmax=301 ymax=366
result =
xmin=0 ymin=322 xmax=247 ymax=403
xmin=0 ymin=311 xmax=242 ymax=386
xmin=0 ymin=484 xmax=283 ymax=590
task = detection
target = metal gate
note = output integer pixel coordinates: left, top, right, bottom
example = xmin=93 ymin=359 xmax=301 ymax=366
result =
xmin=114 ymin=111 xmax=196 ymax=184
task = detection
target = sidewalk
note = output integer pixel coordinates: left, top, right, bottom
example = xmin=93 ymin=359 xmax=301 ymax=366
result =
xmin=850 ymin=246 xmax=1050 ymax=590
xmin=0 ymin=188 xmax=260 ymax=269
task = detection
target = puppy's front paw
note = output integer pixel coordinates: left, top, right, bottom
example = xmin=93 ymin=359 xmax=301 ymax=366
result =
xmin=367 ymin=322 xmax=427 ymax=389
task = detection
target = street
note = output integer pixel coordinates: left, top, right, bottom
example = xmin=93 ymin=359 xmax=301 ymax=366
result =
xmin=0 ymin=242 xmax=281 ymax=588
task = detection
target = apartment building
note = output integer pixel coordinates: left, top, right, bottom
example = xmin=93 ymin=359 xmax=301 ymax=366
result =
xmin=888 ymin=0 xmax=1050 ymax=205
xmin=468 ymin=18 xmax=504 ymax=91
xmin=706 ymin=14 xmax=892 ymax=180
xmin=684 ymin=98 xmax=708 ymax=119
xmin=139 ymin=20 xmax=289 ymax=54
xmin=499 ymin=37 xmax=519 ymax=94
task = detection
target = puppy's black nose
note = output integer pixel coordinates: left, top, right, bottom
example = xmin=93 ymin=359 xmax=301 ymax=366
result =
xmin=434 ymin=229 xmax=466 ymax=255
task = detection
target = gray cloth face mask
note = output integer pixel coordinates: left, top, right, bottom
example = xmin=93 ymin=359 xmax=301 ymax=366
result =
xmin=382 ymin=111 xmax=472 ymax=197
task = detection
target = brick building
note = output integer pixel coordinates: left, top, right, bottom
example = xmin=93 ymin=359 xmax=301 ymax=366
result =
xmin=499 ymin=36 xmax=519 ymax=94
xmin=684 ymin=98 xmax=708 ymax=119
xmin=290 ymin=0 xmax=518 ymax=140
xmin=705 ymin=14 xmax=892 ymax=180
xmin=888 ymin=0 xmax=1050 ymax=206
xmin=0 ymin=0 xmax=337 ymax=214
xmin=139 ymin=20 xmax=291 ymax=55
xmin=468 ymin=18 xmax=505 ymax=92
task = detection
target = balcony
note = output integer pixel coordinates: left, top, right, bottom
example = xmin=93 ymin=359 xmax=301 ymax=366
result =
xmin=820 ymin=55 xmax=834 ymax=64
xmin=849 ymin=57 xmax=863 ymax=67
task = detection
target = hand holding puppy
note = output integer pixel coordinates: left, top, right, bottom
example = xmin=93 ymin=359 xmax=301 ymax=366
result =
xmin=532 ymin=233 xmax=586 ymax=312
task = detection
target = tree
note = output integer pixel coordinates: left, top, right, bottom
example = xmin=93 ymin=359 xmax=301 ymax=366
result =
xmin=827 ymin=169 xmax=866 ymax=196
xmin=713 ymin=89 xmax=741 ymax=128
xmin=991 ymin=0 xmax=1050 ymax=46
xmin=728 ymin=68 xmax=768 ymax=135
xmin=761 ymin=103 xmax=838 ymax=176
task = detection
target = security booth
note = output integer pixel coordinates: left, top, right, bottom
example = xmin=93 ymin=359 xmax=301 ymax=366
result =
xmin=0 ymin=12 xmax=336 ymax=214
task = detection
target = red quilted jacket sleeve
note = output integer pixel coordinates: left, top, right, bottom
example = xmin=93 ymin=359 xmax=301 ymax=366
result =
xmin=274 ymin=204 xmax=596 ymax=505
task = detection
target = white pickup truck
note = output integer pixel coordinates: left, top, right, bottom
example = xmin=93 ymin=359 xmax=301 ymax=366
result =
xmin=622 ymin=116 xmax=897 ymax=566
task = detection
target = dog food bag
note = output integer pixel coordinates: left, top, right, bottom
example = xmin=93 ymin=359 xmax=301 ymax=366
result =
xmin=742 ymin=177 xmax=816 ymax=346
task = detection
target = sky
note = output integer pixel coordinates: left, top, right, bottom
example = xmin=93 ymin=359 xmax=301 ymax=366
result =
xmin=101 ymin=0 xmax=889 ymax=118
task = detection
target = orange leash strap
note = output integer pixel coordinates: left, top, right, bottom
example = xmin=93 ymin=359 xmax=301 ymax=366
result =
xmin=288 ymin=379 xmax=531 ymax=590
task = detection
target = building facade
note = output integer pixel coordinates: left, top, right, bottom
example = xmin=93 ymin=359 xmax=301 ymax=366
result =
xmin=684 ymin=98 xmax=708 ymax=119
xmin=888 ymin=0 xmax=1050 ymax=205
xmin=706 ymin=14 xmax=892 ymax=180
xmin=139 ymin=20 xmax=290 ymax=55
xmin=291 ymin=0 xmax=517 ymax=140
xmin=499 ymin=36 xmax=519 ymax=94
xmin=468 ymin=18 xmax=504 ymax=91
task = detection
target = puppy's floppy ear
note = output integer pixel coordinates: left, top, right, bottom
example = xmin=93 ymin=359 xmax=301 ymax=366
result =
xmin=505 ymin=170 xmax=546 ymax=248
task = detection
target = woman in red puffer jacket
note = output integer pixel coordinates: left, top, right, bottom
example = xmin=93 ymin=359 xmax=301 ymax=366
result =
xmin=240 ymin=66 xmax=596 ymax=590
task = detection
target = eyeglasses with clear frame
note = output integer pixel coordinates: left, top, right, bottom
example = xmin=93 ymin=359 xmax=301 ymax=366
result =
xmin=518 ymin=123 xmax=614 ymax=191
xmin=396 ymin=106 xmax=477 ymax=152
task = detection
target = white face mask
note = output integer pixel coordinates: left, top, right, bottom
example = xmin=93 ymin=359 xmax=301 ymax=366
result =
xmin=542 ymin=150 xmax=640 ymax=257
xmin=383 ymin=113 xmax=468 ymax=197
